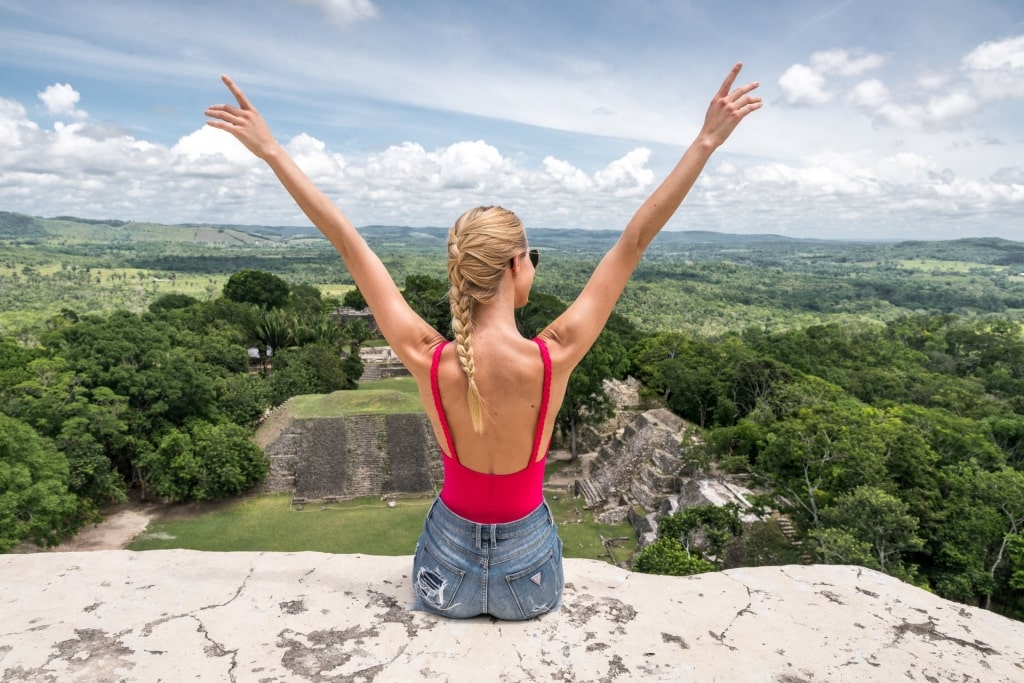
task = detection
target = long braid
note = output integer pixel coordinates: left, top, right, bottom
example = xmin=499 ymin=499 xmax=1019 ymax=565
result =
xmin=448 ymin=263 xmax=483 ymax=433
xmin=446 ymin=206 xmax=527 ymax=434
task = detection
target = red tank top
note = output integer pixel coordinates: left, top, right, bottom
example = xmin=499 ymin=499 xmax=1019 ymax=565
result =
xmin=430 ymin=338 xmax=552 ymax=524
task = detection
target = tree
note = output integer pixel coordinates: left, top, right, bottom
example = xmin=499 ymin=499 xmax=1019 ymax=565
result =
xmin=818 ymin=485 xmax=923 ymax=576
xmin=810 ymin=527 xmax=880 ymax=569
xmin=268 ymin=343 xmax=359 ymax=404
xmin=1009 ymin=533 xmax=1024 ymax=591
xmin=342 ymin=286 xmax=367 ymax=310
xmin=754 ymin=383 xmax=888 ymax=529
xmin=633 ymin=537 xmax=717 ymax=576
xmin=555 ymin=330 xmax=628 ymax=459
xmin=288 ymin=283 xmax=323 ymax=319
xmin=222 ymin=269 xmax=290 ymax=310
xmin=254 ymin=308 xmax=295 ymax=353
xmin=0 ymin=414 xmax=79 ymax=550
xmin=657 ymin=503 xmax=743 ymax=567
xmin=402 ymin=274 xmax=450 ymax=337
xmin=975 ymin=467 xmax=1024 ymax=609
xmin=216 ymin=373 xmax=272 ymax=428
xmin=343 ymin=318 xmax=372 ymax=353
xmin=139 ymin=421 xmax=268 ymax=501
xmin=149 ymin=293 xmax=199 ymax=313
xmin=5 ymin=358 xmax=128 ymax=509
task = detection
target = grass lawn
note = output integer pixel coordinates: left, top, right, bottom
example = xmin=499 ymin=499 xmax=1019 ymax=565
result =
xmin=129 ymin=494 xmax=431 ymax=554
xmin=127 ymin=491 xmax=637 ymax=565
xmin=289 ymin=377 xmax=423 ymax=418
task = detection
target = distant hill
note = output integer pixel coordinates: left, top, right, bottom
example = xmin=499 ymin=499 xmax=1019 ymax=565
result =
xmin=2 ymin=210 xmax=1022 ymax=263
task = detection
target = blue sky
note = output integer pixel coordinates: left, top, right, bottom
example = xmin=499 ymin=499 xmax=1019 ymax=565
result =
xmin=1 ymin=0 xmax=1023 ymax=240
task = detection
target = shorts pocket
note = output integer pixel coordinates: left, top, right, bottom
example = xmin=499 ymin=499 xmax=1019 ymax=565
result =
xmin=413 ymin=540 xmax=467 ymax=615
xmin=505 ymin=549 xmax=563 ymax=619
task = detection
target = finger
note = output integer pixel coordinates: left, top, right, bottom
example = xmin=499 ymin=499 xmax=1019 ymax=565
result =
xmin=716 ymin=62 xmax=743 ymax=98
xmin=727 ymin=81 xmax=760 ymax=102
xmin=221 ymin=74 xmax=255 ymax=111
xmin=204 ymin=106 xmax=242 ymax=124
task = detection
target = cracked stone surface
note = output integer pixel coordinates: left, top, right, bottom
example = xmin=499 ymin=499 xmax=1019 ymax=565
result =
xmin=1 ymin=552 xmax=1023 ymax=682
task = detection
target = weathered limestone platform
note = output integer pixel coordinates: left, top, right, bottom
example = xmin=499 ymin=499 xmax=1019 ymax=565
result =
xmin=2 ymin=551 xmax=1022 ymax=682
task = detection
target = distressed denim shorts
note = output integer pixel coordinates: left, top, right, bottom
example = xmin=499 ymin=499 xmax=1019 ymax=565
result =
xmin=411 ymin=497 xmax=564 ymax=620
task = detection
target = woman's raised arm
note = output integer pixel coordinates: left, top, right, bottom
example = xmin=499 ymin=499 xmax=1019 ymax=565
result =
xmin=205 ymin=76 xmax=442 ymax=370
xmin=539 ymin=63 xmax=762 ymax=368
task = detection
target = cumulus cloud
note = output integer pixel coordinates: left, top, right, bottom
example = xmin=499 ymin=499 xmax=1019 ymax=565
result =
xmin=779 ymin=49 xmax=884 ymax=106
xmin=37 ymin=83 xmax=88 ymax=119
xmin=288 ymin=0 xmax=378 ymax=27
xmin=810 ymin=49 xmax=884 ymax=76
xmin=962 ymin=34 xmax=1024 ymax=99
xmin=0 ymin=98 xmax=39 ymax=150
xmin=779 ymin=64 xmax=832 ymax=106
xmin=788 ymin=36 xmax=1024 ymax=131
xmin=854 ymin=35 xmax=1023 ymax=130
xmin=594 ymin=148 xmax=654 ymax=195
xmin=2 ymin=85 xmax=1022 ymax=240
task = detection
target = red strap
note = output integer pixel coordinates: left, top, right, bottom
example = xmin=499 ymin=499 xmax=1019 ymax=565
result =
xmin=431 ymin=338 xmax=552 ymax=464
xmin=530 ymin=337 xmax=552 ymax=462
xmin=430 ymin=341 xmax=457 ymax=458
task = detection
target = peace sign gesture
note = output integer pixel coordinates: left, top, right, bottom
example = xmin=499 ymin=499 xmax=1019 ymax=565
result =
xmin=205 ymin=75 xmax=281 ymax=160
xmin=698 ymin=62 xmax=762 ymax=149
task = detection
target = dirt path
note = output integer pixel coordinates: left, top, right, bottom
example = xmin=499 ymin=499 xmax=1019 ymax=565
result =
xmin=49 ymin=503 xmax=163 ymax=552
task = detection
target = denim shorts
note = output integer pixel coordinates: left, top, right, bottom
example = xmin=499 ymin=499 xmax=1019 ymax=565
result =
xmin=411 ymin=497 xmax=564 ymax=620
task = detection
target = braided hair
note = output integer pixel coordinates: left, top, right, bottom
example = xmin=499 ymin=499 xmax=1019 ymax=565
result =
xmin=446 ymin=206 xmax=527 ymax=433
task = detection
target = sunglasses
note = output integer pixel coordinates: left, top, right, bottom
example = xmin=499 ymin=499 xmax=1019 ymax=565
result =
xmin=528 ymin=249 xmax=540 ymax=268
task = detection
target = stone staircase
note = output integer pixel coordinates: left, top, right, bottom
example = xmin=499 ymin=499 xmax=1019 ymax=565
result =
xmin=344 ymin=414 xmax=389 ymax=498
xmin=774 ymin=513 xmax=813 ymax=565
xmin=630 ymin=447 xmax=684 ymax=511
xmin=575 ymin=478 xmax=607 ymax=509
xmin=358 ymin=364 xmax=382 ymax=382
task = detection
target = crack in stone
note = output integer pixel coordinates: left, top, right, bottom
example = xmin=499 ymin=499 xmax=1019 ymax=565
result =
xmin=192 ymin=615 xmax=239 ymax=683
xmin=709 ymin=578 xmax=755 ymax=649
xmin=141 ymin=563 xmax=257 ymax=637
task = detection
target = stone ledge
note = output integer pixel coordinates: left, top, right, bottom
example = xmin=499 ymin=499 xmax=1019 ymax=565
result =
xmin=1 ymin=551 xmax=1022 ymax=682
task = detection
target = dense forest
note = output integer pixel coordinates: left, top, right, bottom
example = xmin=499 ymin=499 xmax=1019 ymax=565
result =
xmin=1 ymin=211 xmax=1023 ymax=620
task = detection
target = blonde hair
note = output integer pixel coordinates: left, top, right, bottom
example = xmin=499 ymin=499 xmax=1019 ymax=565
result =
xmin=447 ymin=206 xmax=527 ymax=433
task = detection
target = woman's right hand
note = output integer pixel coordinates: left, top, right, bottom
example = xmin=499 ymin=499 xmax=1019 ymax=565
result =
xmin=205 ymin=75 xmax=282 ymax=160
xmin=697 ymin=62 xmax=762 ymax=149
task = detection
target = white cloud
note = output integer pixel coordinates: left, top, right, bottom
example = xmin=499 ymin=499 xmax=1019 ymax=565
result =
xmin=779 ymin=49 xmax=884 ymax=106
xmin=0 ymin=97 xmax=39 ymax=151
xmin=594 ymin=148 xmax=654 ymax=196
xmin=438 ymin=140 xmax=509 ymax=190
xmin=172 ymin=126 xmax=258 ymax=166
xmin=779 ymin=36 xmax=1024 ymax=138
xmin=37 ymin=83 xmax=87 ymax=119
xmin=848 ymin=79 xmax=889 ymax=109
xmin=810 ymin=49 xmax=884 ymax=76
xmin=1 ymin=83 xmax=1023 ymax=240
xmin=287 ymin=0 xmax=378 ymax=28
xmin=778 ymin=64 xmax=832 ymax=106
xmin=962 ymin=34 xmax=1024 ymax=99
xmin=540 ymin=157 xmax=593 ymax=192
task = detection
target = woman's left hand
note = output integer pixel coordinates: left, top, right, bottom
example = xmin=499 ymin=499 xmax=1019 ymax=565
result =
xmin=205 ymin=75 xmax=280 ymax=160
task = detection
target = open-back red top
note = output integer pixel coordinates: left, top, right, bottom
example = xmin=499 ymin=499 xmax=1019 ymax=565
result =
xmin=430 ymin=338 xmax=552 ymax=523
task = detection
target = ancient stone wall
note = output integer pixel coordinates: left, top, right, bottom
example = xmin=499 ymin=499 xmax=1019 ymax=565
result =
xmin=261 ymin=413 xmax=441 ymax=501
